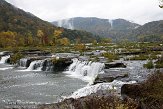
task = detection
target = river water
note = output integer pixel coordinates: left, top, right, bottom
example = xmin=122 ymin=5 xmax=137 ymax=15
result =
xmin=0 ymin=63 xmax=87 ymax=108
xmin=0 ymin=55 xmax=153 ymax=109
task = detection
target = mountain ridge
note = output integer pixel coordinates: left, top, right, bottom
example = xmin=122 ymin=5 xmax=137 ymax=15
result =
xmin=52 ymin=17 xmax=163 ymax=42
xmin=52 ymin=17 xmax=140 ymax=41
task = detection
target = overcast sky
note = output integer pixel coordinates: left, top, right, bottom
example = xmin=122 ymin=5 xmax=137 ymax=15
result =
xmin=5 ymin=0 xmax=163 ymax=24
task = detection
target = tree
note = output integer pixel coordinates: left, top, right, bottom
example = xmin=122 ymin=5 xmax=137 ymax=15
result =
xmin=59 ymin=38 xmax=70 ymax=46
xmin=92 ymin=40 xmax=97 ymax=45
xmin=53 ymin=29 xmax=63 ymax=46
xmin=0 ymin=31 xmax=17 ymax=48
xmin=100 ymin=38 xmax=112 ymax=44
xmin=75 ymin=43 xmax=86 ymax=53
xmin=138 ymin=35 xmax=145 ymax=42
xmin=37 ymin=30 xmax=44 ymax=45
xmin=27 ymin=32 xmax=33 ymax=46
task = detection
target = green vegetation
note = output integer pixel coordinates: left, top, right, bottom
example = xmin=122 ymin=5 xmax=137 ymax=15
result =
xmin=0 ymin=0 xmax=99 ymax=45
xmin=10 ymin=52 xmax=24 ymax=64
xmin=143 ymin=60 xmax=154 ymax=69
xmin=102 ymin=52 xmax=119 ymax=62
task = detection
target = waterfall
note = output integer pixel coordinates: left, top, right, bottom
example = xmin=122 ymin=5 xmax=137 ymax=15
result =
xmin=26 ymin=60 xmax=45 ymax=71
xmin=108 ymin=19 xmax=113 ymax=28
xmin=19 ymin=58 xmax=29 ymax=67
xmin=24 ymin=59 xmax=54 ymax=71
xmin=0 ymin=55 xmax=10 ymax=64
xmin=64 ymin=59 xmax=105 ymax=83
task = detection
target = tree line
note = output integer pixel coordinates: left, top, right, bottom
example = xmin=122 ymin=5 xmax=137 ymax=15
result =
xmin=0 ymin=29 xmax=70 ymax=48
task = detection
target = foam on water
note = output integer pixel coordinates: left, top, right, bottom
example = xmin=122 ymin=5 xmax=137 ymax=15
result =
xmin=0 ymin=67 xmax=13 ymax=70
xmin=0 ymin=55 xmax=10 ymax=64
xmin=24 ymin=60 xmax=45 ymax=71
xmin=69 ymin=80 xmax=136 ymax=99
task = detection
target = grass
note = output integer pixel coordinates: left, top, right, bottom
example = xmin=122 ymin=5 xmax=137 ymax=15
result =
xmin=102 ymin=52 xmax=119 ymax=62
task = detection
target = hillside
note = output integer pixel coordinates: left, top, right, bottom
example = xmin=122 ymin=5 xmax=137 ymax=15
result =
xmin=53 ymin=17 xmax=163 ymax=42
xmin=52 ymin=17 xmax=140 ymax=41
xmin=132 ymin=20 xmax=163 ymax=42
xmin=0 ymin=0 xmax=98 ymax=43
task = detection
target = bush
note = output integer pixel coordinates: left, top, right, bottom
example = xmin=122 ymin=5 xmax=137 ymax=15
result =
xmin=143 ymin=60 xmax=154 ymax=69
xmin=102 ymin=52 xmax=119 ymax=62
xmin=10 ymin=52 xmax=24 ymax=64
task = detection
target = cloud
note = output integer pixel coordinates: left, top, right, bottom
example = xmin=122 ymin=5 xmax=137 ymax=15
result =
xmin=6 ymin=0 xmax=163 ymax=24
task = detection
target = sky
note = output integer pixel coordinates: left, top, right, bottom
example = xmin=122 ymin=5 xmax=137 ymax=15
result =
xmin=5 ymin=0 xmax=163 ymax=25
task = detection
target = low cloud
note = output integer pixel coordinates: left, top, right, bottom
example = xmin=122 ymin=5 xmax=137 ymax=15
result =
xmin=6 ymin=0 xmax=163 ymax=24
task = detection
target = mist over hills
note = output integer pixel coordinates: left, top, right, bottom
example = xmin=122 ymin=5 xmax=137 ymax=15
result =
xmin=53 ymin=17 xmax=163 ymax=42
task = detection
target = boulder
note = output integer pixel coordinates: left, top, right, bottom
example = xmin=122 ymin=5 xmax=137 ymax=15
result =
xmin=94 ymin=72 xmax=128 ymax=84
xmin=42 ymin=58 xmax=73 ymax=72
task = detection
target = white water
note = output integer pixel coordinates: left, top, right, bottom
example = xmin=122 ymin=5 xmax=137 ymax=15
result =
xmin=0 ymin=67 xmax=13 ymax=70
xmin=19 ymin=58 xmax=28 ymax=67
xmin=108 ymin=19 xmax=113 ymax=28
xmin=69 ymin=80 xmax=136 ymax=99
xmin=0 ymin=55 xmax=10 ymax=64
xmin=25 ymin=60 xmax=45 ymax=71
xmin=64 ymin=58 xmax=105 ymax=84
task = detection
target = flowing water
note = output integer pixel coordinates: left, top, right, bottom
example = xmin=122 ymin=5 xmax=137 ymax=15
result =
xmin=0 ymin=55 xmax=151 ymax=108
xmin=0 ymin=56 xmax=88 ymax=108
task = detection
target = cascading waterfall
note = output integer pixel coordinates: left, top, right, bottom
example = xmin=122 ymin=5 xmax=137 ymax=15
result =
xmin=19 ymin=58 xmax=29 ymax=67
xmin=64 ymin=58 xmax=105 ymax=83
xmin=24 ymin=59 xmax=54 ymax=71
xmin=0 ymin=55 xmax=10 ymax=64
xmin=26 ymin=60 xmax=45 ymax=71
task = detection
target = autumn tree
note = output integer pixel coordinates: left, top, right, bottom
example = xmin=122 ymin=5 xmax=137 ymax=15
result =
xmin=37 ymin=30 xmax=44 ymax=45
xmin=59 ymin=38 xmax=70 ymax=46
xmin=75 ymin=43 xmax=86 ymax=53
xmin=0 ymin=31 xmax=17 ymax=48
xmin=100 ymin=38 xmax=112 ymax=44
xmin=53 ymin=29 xmax=63 ymax=46
xmin=27 ymin=32 xmax=33 ymax=45
xmin=92 ymin=40 xmax=97 ymax=45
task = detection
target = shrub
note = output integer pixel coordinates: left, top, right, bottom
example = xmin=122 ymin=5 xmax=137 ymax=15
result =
xmin=102 ymin=52 xmax=119 ymax=62
xmin=10 ymin=52 xmax=24 ymax=64
xmin=143 ymin=60 xmax=154 ymax=69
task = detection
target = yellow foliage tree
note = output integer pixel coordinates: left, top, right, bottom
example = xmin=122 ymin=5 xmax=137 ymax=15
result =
xmin=0 ymin=31 xmax=17 ymax=48
xmin=27 ymin=32 xmax=33 ymax=46
xmin=75 ymin=43 xmax=86 ymax=53
xmin=53 ymin=29 xmax=63 ymax=46
xmin=37 ymin=30 xmax=44 ymax=45
xmin=59 ymin=38 xmax=70 ymax=46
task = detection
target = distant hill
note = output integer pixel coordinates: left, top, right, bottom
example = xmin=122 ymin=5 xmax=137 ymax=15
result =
xmin=52 ymin=17 xmax=163 ymax=42
xmin=0 ymin=0 xmax=98 ymax=43
xmin=52 ymin=17 xmax=140 ymax=41
xmin=130 ymin=20 xmax=163 ymax=42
